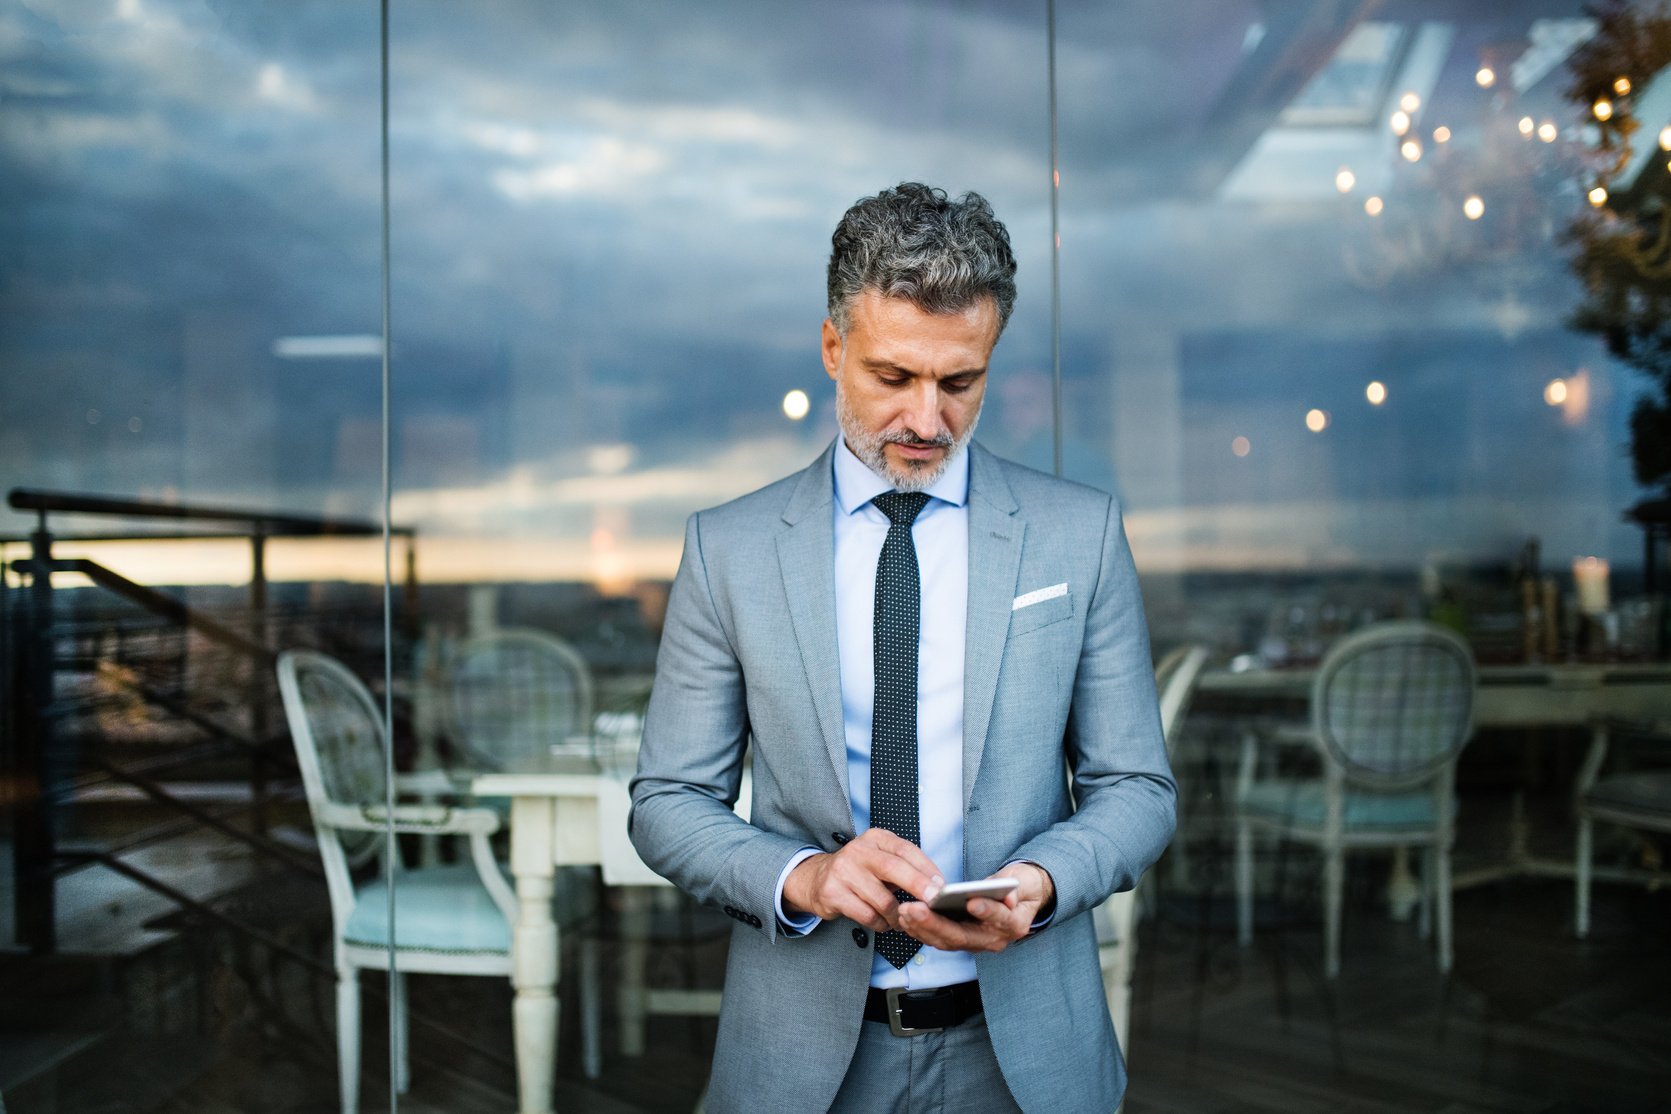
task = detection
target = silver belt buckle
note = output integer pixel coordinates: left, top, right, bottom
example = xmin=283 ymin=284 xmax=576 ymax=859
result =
xmin=885 ymin=986 xmax=946 ymax=1037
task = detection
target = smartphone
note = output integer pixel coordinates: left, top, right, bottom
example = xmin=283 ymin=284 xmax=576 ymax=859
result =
xmin=926 ymin=878 xmax=1020 ymax=921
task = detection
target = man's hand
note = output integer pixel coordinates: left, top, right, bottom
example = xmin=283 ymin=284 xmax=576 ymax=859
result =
xmin=896 ymin=862 xmax=1054 ymax=954
xmin=783 ymin=829 xmax=944 ymax=932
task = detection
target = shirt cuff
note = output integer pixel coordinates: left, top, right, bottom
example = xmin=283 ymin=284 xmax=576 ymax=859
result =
xmin=774 ymin=847 xmax=824 ymax=935
xmin=1003 ymin=859 xmax=1057 ymax=929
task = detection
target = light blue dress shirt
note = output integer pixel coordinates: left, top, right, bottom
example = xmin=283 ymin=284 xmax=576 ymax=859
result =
xmin=775 ymin=437 xmax=976 ymax=990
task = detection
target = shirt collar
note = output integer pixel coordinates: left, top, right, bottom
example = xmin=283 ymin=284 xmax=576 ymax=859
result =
xmin=833 ymin=436 xmax=970 ymax=516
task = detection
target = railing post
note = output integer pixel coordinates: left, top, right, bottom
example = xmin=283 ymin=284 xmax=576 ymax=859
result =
xmin=249 ymin=527 xmax=269 ymax=837
xmin=14 ymin=521 xmax=58 ymax=952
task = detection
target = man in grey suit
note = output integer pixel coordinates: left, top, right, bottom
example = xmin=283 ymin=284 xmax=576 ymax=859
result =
xmin=630 ymin=182 xmax=1174 ymax=1113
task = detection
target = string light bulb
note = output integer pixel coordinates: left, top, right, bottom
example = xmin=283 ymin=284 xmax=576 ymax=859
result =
xmin=1390 ymin=110 xmax=1411 ymax=136
xmin=1538 ymin=121 xmax=1558 ymax=143
xmin=1433 ymin=125 xmax=1452 ymax=143
xmin=1364 ymin=195 xmax=1384 ymax=216
xmin=1401 ymin=138 xmax=1422 ymax=162
xmin=1476 ymin=66 xmax=1495 ymax=87
xmin=1589 ymin=186 xmax=1609 ymax=207
xmin=1400 ymin=91 xmax=1421 ymax=113
xmin=1614 ymin=76 xmax=1632 ymax=95
xmin=1659 ymin=125 xmax=1671 ymax=150
xmin=1594 ymin=98 xmax=1614 ymax=121
xmin=1463 ymin=195 xmax=1485 ymax=220
xmin=1335 ymin=167 xmax=1356 ymax=193
xmin=1518 ymin=116 xmax=1535 ymax=136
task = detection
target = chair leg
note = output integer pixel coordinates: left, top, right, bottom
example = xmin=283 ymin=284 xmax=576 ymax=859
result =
xmin=337 ymin=967 xmax=360 ymax=1114
xmin=1235 ymin=821 xmax=1253 ymax=947
xmin=1323 ymin=847 xmax=1344 ymax=979
xmin=1575 ymin=816 xmax=1593 ymax=939
xmin=1417 ymin=845 xmax=1435 ymax=941
xmin=1436 ymin=843 xmax=1454 ymax=973
xmin=393 ymin=971 xmax=410 ymax=1095
xmin=580 ymin=936 xmax=603 ymax=1080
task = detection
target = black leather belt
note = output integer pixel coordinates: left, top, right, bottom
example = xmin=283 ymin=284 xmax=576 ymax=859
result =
xmin=864 ymin=981 xmax=983 ymax=1036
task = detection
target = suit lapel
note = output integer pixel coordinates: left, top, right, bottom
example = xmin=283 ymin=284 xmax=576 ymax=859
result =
xmin=775 ymin=443 xmax=851 ymax=803
xmin=962 ymin=445 xmax=1023 ymax=807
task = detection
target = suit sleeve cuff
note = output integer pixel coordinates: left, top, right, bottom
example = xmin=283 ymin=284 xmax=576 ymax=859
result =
xmin=774 ymin=847 xmax=823 ymax=935
xmin=1004 ymin=858 xmax=1058 ymax=929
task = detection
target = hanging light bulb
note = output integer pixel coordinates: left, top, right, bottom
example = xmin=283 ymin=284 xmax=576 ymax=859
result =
xmin=1589 ymin=186 xmax=1609 ymax=207
xmin=1463 ymin=195 xmax=1485 ymax=220
xmin=1614 ymin=76 xmax=1632 ymax=95
xmin=1518 ymin=116 xmax=1535 ymax=136
xmin=1538 ymin=121 xmax=1558 ymax=143
xmin=1400 ymin=91 xmax=1421 ymax=113
xmin=1659 ymin=125 xmax=1671 ymax=151
xmin=1390 ymin=110 xmax=1411 ymax=135
xmin=1401 ymin=138 xmax=1422 ymax=162
xmin=1594 ymin=98 xmax=1614 ymax=121
xmin=1476 ymin=66 xmax=1496 ymax=88
xmin=1335 ymin=167 xmax=1356 ymax=193
xmin=1433 ymin=126 xmax=1452 ymax=144
xmin=1364 ymin=195 xmax=1384 ymax=216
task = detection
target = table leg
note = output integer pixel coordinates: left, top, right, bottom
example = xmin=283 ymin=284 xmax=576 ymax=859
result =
xmin=510 ymin=796 xmax=559 ymax=1114
xmin=1386 ymin=845 xmax=1419 ymax=922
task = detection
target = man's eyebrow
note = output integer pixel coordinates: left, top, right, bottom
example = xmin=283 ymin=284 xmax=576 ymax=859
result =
xmin=860 ymin=359 xmax=988 ymax=379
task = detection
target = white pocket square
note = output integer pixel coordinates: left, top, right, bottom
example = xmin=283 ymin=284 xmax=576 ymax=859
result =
xmin=1012 ymin=582 xmax=1068 ymax=610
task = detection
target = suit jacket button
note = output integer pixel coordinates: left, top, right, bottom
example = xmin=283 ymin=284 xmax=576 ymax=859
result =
xmin=852 ymin=927 xmax=868 ymax=948
xmin=832 ymin=832 xmax=850 ymax=845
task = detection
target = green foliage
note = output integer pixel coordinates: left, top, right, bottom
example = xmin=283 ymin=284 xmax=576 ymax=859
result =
xmin=1566 ymin=1 xmax=1671 ymax=492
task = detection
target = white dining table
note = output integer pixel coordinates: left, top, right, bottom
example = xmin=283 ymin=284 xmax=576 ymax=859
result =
xmin=472 ymin=749 xmax=746 ymax=1114
xmin=471 ymin=757 xmax=615 ymax=1114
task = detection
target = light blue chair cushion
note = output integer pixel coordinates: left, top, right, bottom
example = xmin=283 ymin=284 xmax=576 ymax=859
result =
xmin=1241 ymin=780 xmax=1455 ymax=830
xmin=346 ymin=864 xmax=510 ymax=955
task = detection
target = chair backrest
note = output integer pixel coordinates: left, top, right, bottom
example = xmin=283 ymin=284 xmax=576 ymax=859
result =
xmin=276 ymin=649 xmax=393 ymax=926
xmin=445 ymin=628 xmax=595 ymax=770
xmin=1310 ymin=620 xmax=1476 ymax=788
xmin=1154 ymin=644 xmax=1211 ymax=753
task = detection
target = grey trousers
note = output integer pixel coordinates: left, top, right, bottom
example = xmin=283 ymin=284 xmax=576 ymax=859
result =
xmin=826 ymin=1012 xmax=1024 ymax=1114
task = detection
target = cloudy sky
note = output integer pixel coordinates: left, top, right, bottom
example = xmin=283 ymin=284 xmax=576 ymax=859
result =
xmin=0 ymin=0 xmax=1649 ymax=584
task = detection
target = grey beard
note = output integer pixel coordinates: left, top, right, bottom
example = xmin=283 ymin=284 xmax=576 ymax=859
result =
xmin=835 ymin=384 xmax=980 ymax=493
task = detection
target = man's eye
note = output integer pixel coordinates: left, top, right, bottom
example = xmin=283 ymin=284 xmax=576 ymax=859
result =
xmin=943 ymin=380 xmax=972 ymax=394
xmin=879 ymin=376 xmax=909 ymax=387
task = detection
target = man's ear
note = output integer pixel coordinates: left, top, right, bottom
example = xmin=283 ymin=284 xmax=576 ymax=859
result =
xmin=821 ymin=318 xmax=842 ymax=381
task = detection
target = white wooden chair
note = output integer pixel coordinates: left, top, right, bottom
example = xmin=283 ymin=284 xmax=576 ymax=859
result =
xmin=1234 ymin=621 xmax=1476 ymax=977
xmin=277 ymin=649 xmax=597 ymax=1113
xmin=1574 ymin=716 xmax=1671 ymax=937
xmin=1095 ymin=643 xmax=1211 ymax=1058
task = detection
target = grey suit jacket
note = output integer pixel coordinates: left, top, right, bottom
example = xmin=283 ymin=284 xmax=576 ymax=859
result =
xmin=629 ymin=440 xmax=1175 ymax=1113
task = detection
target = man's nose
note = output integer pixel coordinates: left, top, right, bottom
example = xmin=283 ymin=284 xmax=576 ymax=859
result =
xmin=903 ymin=382 xmax=941 ymax=437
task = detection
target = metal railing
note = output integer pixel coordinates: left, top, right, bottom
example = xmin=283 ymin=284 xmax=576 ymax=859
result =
xmin=2 ymin=488 xmax=416 ymax=953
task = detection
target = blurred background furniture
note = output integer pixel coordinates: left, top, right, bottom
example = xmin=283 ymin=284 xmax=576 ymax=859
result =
xmin=446 ymin=627 xmax=597 ymax=770
xmin=1096 ymin=643 xmax=1210 ymax=1057
xmin=1201 ymin=660 xmax=1671 ymax=892
xmin=1234 ymin=621 xmax=1477 ymax=977
xmin=277 ymin=649 xmax=600 ymax=1114
xmin=1575 ymin=716 xmax=1671 ymax=938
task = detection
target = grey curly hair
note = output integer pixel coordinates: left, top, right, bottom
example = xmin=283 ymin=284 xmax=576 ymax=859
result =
xmin=826 ymin=182 xmax=1017 ymax=337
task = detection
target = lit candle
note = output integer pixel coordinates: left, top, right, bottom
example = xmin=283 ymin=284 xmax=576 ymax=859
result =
xmin=1573 ymin=557 xmax=1610 ymax=615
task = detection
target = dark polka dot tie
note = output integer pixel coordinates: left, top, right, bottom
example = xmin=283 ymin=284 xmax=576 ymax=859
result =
xmin=870 ymin=490 xmax=931 ymax=968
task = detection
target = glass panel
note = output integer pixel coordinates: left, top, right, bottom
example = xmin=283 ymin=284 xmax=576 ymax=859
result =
xmin=386 ymin=2 xmax=1052 ymax=1108
xmin=0 ymin=2 xmax=392 ymax=1109
xmin=1058 ymin=2 xmax=1670 ymax=1110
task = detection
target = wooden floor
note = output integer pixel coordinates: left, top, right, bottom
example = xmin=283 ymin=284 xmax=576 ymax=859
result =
xmin=1124 ymin=878 xmax=1671 ymax=1113
xmin=8 ymin=841 xmax=1669 ymax=1113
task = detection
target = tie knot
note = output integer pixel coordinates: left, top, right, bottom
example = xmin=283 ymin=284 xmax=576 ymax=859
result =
xmin=872 ymin=491 xmax=931 ymax=527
